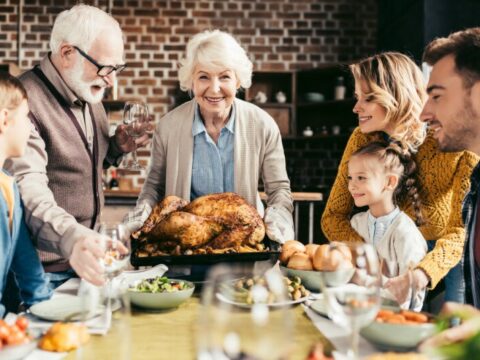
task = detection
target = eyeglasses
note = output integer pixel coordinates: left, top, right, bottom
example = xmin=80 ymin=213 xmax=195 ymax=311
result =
xmin=73 ymin=46 xmax=127 ymax=77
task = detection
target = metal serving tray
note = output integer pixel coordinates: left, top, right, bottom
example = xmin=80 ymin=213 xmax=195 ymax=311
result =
xmin=130 ymin=238 xmax=280 ymax=267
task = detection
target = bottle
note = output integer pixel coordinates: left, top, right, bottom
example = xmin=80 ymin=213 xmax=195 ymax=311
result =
xmin=109 ymin=169 xmax=120 ymax=190
xmin=334 ymin=76 xmax=346 ymax=100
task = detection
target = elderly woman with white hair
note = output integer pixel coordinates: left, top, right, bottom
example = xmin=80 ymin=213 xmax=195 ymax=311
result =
xmin=126 ymin=29 xmax=294 ymax=243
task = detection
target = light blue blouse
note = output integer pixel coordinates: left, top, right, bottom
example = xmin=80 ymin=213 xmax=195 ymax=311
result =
xmin=367 ymin=207 xmax=401 ymax=246
xmin=190 ymin=105 xmax=235 ymax=200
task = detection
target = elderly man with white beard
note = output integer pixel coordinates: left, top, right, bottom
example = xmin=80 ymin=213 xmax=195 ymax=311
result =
xmin=4 ymin=5 xmax=149 ymax=289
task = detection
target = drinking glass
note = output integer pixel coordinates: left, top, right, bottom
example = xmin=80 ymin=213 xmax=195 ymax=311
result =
xmin=122 ymin=101 xmax=149 ymax=170
xmin=197 ymin=264 xmax=294 ymax=360
xmin=97 ymin=222 xmax=131 ymax=280
xmin=97 ymin=223 xmax=131 ymax=338
xmin=318 ymin=243 xmax=381 ymax=359
xmin=381 ymin=258 xmax=423 ymax=311
xmin=77 ymin=279 xmax=131 ymax=360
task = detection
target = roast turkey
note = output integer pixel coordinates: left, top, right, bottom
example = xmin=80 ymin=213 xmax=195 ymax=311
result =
xmin=133 ymin=192 xmax=266 ymax=256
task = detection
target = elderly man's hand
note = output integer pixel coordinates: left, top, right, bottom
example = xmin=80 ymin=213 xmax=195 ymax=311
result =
xmin=69 ymin=236 xmax=106 ymax=286
xmin=419 ymin=302 xmax=480 ymax=351
xmin=114 ymin=120 xmax=153 ymax=153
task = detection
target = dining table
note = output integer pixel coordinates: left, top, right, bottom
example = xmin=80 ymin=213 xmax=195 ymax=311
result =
xmin=63 ymin=294 xmax=333 ymax=360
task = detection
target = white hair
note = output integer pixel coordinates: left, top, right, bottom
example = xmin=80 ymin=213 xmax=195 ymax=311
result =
xmin=178 ymin=30 xmax=253 ymax=91
xmin=50 ymin=4 xmax=123 ymax=53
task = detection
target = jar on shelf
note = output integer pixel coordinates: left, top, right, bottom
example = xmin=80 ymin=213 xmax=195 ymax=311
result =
xmin=275 ymin=91 xmax=287 ymax=103
xmin=334 ymin=76 xmax=346 ymax=100
xmin=303 ymin=126 xmax=313 ymax=137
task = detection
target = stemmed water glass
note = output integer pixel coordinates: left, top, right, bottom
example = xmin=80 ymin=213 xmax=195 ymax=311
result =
xmin=97 ymin=223 xmax=131 ymax=330
xmin=122 ymin=101 xmax=149 ymax=170
xmin=97 ymin=222 xmax=131 ymax=280
xmin=197 ymin=264 xmax=294 ymax=360
xmin=318 ymin=243 xmax=381 ymax=359
xmin=76 ymin=222 xmax=132 ymax=359
xmin=381 ymin=258 xmax=423 ymax=311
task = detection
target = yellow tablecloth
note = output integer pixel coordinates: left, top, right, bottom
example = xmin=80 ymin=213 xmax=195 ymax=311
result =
xmin=65 ymin=297 xmax=332 ymax=360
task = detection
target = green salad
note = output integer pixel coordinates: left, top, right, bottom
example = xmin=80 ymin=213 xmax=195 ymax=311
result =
xmin=130 ymin=276 xmax=191 ymax=293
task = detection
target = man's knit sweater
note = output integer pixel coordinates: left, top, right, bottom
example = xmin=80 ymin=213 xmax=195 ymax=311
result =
xmin=322 ymin=127 xmax=479 ymax=288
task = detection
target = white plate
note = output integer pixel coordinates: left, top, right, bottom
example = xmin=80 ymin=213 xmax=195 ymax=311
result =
xmin=0 ymin=340 xmax=38 ymax=360
xmin=216 ymin=292 xmax=308 ymax=308
xmin=29 ymin=295 xmax=103 ymax=322
xmin=309 ymin=295 xmax=329 ymax=317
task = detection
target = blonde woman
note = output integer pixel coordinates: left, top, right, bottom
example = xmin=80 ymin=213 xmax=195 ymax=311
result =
xmin=125 ymin=30 xmax=294 ymax=243
xmin=321 ymin=52 xmax=478 ymax=304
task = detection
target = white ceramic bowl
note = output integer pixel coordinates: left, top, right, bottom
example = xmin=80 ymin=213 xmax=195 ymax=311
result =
xmin=0 ymin=339 xmax=38 ymax=360
xmin=280 ymin=266 xmax=355 ymax=291
xmin=360 ymin=318 xmax=436 ymax=351
xmin=304 ymin=92 xmax=325 ymax=102
xmin=128 ymin=279 xmax=195 ymax=310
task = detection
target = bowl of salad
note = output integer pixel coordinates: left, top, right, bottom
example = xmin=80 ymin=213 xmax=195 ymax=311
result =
xmin=128 ymin=276 xmax=195 ymax=310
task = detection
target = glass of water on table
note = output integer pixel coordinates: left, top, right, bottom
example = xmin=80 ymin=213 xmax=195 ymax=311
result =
xmin=317 ymin=243 xmax=381 ymax=359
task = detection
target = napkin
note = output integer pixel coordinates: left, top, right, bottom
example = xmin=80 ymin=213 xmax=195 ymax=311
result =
xmin=116 ymin=264 xmax=168 ymax=285
xmin=303 ymin=305 xmax=377 ymax=359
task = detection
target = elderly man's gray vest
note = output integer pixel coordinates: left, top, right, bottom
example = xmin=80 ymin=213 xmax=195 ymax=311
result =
xmin=19 ymin=67 xmax=109 ymax=271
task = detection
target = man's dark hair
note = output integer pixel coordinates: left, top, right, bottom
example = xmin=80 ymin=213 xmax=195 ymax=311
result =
xmin=423 ymin=27 xmax=480 ymax=88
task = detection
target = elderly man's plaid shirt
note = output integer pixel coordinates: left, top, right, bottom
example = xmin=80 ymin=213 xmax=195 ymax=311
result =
xmin=462 ymin=162 xmax=480 ymax=308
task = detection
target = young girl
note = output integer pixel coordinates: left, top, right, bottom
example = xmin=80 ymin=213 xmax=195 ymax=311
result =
xmin=348 ymin=141 xmax=427 ymax=310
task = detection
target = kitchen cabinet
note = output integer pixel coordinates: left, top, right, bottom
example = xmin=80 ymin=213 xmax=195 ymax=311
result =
xmin=247 ymin=66 xmax=357 ymax=137
xmin=244 ymin=71 xmax=296 ymax=136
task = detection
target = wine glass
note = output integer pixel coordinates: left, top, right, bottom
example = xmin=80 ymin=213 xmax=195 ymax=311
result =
xmin=381 ymin=258 xmax=423 ymax=311
xmin=197 ymin=264 xmax=294 ymax=360
xmin=77 ymin=279 xmax=132 ymax=360
xmin=318 ymin=243 xmax=381 ymax=359
xmin=97 ymin=223 xmax=131 ymax=337
xmin=122 ymin=101 xmax=149 ymax=170
xmin=97 ymin=222 xmax=131 ymax=280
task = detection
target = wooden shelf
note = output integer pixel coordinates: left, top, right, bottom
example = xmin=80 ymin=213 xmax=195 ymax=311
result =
xmin=256 ymin=102 xmax=293 ymax=108
xmin=104 ymin=189 xmax=139 ymax=197
xmin=297 ymin=98 xmax=355 ymax=107
xmin=247 ymin=66 xmax=356 ymax=136
xmin=282 ymin=133 xmax=351 ymax=140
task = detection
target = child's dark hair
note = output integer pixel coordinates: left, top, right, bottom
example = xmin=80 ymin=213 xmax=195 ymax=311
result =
xmin=351 ymin=140 xmax=424 ymax=226
xmin=0 ymin=72 xmax=27 ymax=110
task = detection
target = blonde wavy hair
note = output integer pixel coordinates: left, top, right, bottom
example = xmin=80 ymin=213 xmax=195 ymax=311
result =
xmin=350 ymin=52 xmax=427 ymax=151
xmin=178 ymin=30 xmax=253 ymax=92
xmin=0 ymin=73 xmax=27 ymax=111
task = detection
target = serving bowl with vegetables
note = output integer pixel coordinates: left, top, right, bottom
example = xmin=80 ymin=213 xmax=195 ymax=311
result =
xmin=217 ymin=274 xmax=310 ymax=307
xmin=128 ymin=276 xmax=195 ymax=310
xmin=360 ymin=309 xmax=437 ymax=351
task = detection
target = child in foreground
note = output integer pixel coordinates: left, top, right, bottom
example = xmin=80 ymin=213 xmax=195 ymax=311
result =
xmin=0 ymin=73 xmax=51 ymax=317
xmin=348 ymin=141 xmax=427 ymax=310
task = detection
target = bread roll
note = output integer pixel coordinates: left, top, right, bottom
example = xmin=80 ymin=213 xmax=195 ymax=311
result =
xmin=305 ymin=244 xmax=320 ymax=260
xmin=279 ymin=240 xmax=306 ymax=264
xmin=313 ymin=243 xmax=352 ymax=271
xmin=288 ymin=252 xmax=313 ymax=270
xmin=39 ymin=322 xmax=90 ymax=352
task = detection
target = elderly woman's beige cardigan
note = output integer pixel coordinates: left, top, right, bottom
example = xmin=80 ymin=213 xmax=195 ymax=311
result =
xmin=135 ymin=98 xmax=293 ymax=216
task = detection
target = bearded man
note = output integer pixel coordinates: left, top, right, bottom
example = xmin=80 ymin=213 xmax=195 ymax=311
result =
xmin=421 ymin=27 xmax=480 ymax=308
xmin=5 ymin=5 xmax=149 ymax=289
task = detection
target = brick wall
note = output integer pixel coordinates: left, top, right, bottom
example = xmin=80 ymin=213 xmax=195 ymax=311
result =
xmin=1 ymin=0 xmax=377 ymax=190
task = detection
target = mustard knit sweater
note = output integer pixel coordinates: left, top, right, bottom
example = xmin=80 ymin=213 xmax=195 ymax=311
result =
xmin=321 ymin=127 xmax=479 ymax=289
